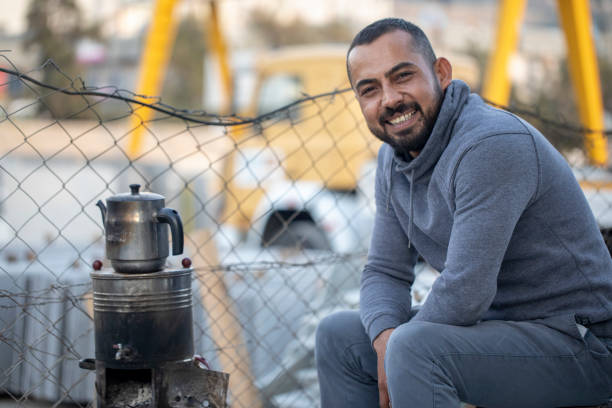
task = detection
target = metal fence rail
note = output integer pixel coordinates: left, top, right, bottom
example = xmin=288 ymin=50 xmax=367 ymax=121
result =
xmin=0 ymin=56 xmax=611 ymax=408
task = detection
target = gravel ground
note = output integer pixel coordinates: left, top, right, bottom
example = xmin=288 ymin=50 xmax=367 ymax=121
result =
xmin=0 ymin=395 xmax=89 ymax=408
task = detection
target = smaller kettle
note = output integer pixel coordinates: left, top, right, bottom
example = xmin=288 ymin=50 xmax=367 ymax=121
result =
xmin=96 ymin=184 xmax=183 ymax=273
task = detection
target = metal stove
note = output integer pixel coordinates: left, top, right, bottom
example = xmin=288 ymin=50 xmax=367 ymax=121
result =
xmin=80 ymin=185 xmax=228 ymax=408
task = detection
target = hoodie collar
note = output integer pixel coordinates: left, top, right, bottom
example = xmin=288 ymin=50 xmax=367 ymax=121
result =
xmin=392 ymin=80 xmax=471 ymax=180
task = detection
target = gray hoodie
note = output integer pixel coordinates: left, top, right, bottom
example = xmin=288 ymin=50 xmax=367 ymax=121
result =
xmin=361 ymin=80 xmax=612 ymax=343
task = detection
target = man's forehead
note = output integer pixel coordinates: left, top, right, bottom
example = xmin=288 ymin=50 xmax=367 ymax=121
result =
xmin=348 ymin=30 xmax=420 ymax=82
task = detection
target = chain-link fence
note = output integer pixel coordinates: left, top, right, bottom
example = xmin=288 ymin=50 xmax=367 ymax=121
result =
xmin=0 ymin=55 xmax=611 ymax=408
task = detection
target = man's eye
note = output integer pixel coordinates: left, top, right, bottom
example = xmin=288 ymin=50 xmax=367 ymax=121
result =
xmin=360 ymin=86 xmax=375 ymax=96
xmin=397 ymin=71 xmax=413 ymax=80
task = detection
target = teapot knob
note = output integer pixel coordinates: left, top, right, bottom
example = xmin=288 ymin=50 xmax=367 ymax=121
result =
xmin=129 ymin=184 xmax=141 ymax=195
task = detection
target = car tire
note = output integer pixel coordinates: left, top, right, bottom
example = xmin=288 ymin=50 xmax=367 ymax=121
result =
xmin=266 ymin=221 xmax=331 ymax=250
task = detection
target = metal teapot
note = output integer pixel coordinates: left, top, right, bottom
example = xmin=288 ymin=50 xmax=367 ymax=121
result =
xmin=96 ymin=184 xmax=183 ymax=273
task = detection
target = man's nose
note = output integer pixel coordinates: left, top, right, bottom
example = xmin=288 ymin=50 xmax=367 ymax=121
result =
xmin=381 ymin=84 xmax=403 ymax=109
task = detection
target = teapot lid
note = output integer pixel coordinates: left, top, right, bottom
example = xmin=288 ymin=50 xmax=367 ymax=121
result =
xmin=106 ymin=184 xmax=164 ymax=202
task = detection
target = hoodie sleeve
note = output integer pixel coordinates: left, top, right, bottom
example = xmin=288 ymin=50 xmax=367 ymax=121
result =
xmin=361 ymin=146 xmax=418 ymax=343
xmin=412 ymin=133 xmax=538 ymax=326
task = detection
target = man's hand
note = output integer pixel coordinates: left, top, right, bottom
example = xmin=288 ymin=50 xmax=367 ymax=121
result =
xmin=373 ymin=328 xmax=395 ymax=408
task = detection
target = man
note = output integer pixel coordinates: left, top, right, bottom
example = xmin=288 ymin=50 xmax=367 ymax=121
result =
xmin=315 ymin=18 xmax=612 ymax=408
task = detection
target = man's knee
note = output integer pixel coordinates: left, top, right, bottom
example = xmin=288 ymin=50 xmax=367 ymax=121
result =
xmin=315 ymin=310 xmax=365 ymax=363
xmin=386 ymin=321 xmax=445 ymax=370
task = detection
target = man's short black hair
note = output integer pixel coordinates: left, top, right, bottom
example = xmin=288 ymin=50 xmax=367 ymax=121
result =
xmin=347 ymin=18 xmax=437 ymax=83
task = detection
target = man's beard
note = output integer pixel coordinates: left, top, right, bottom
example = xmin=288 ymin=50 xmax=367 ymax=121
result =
xmin=369 ymin=84 xmax=443 ymax=159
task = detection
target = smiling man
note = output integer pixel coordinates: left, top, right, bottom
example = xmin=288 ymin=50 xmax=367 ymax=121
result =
xmin=315 ymin=18 xmax=612 ymax=408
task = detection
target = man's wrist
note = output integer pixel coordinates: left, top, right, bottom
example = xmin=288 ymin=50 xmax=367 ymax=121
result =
xmin=367 ymin=315 xmax=402 ymax=344
xmin=373 ymin=328 xmax=395 ymax=353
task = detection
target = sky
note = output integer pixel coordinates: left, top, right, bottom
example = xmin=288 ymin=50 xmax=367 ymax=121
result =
xmin=0 ymin=0 xmax=393 ymax=40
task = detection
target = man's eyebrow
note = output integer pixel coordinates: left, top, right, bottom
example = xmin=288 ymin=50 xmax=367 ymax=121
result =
xmin=386 ymin=62 xmax=417 ymax=78
xmin=355 ymin=78 xmax=376 ymax=91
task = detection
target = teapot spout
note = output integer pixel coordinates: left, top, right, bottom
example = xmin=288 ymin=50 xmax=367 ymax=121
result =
xmin=96 ymin=200 xmax=107 ymax=226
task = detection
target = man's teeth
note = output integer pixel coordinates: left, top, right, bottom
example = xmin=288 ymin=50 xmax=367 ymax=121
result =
xmin=389 ymin=111 xmax=415 ymax=125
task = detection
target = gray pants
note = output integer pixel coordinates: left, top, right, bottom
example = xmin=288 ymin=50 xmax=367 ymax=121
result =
xmin=315 ymin=310 xmax=612 ymax=407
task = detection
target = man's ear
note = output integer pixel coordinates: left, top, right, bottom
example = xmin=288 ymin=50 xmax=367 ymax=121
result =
xmin=433 ymin=57 xmax=452 ymax=90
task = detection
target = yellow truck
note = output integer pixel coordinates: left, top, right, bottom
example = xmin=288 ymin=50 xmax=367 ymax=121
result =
xmin=219 ymin=45 xmax=379 ymax=250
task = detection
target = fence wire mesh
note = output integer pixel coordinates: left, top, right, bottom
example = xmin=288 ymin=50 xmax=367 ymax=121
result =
xmin=0 ymin=55 xmax=611 ymax=408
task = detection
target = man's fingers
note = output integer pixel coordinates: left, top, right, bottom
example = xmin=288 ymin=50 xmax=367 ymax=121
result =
xmin=378 ymin=356 xmax=389 ymax=408
xmin=374 ymin=328 xmax=394 ymax=408
xmin=378 ymin=385 xmax=390 ymax=408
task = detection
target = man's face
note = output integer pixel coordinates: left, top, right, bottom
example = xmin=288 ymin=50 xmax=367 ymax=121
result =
xmin=348 ymin=30 xmax=450 ymax=158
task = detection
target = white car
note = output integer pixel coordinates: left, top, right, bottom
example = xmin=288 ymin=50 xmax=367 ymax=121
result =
xmin=244 ymin=179 xmax=374 ymax=254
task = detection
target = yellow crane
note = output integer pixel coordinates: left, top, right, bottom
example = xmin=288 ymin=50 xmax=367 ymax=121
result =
xmin=483 ymin=0 xmax=608 ymax=166
xmin=127 ymin=0 xmax=178 ymax=158
xmin=127 ymin=0 xmax=233 ymax=158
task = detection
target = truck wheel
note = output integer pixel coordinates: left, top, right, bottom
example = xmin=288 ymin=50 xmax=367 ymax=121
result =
xmin=266 ymin=221 xmax=331 ymax=250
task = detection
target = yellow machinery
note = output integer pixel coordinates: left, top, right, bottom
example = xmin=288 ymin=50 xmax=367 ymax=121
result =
xmin=127 ymin=0 xmax=179 ymax=157
xmin=127 ymin=0 xmax=233 ymax=158
xmin=219 ymin=45 xmax=377 ymax=235
xmin=483 ymin=0 xmax=608 ymax=166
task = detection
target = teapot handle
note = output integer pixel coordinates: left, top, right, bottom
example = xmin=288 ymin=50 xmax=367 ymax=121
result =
xmin=96 ymin=200 xmax=107 ymax=226
xmin=157 ymin=208 xmax=184 ymax=256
